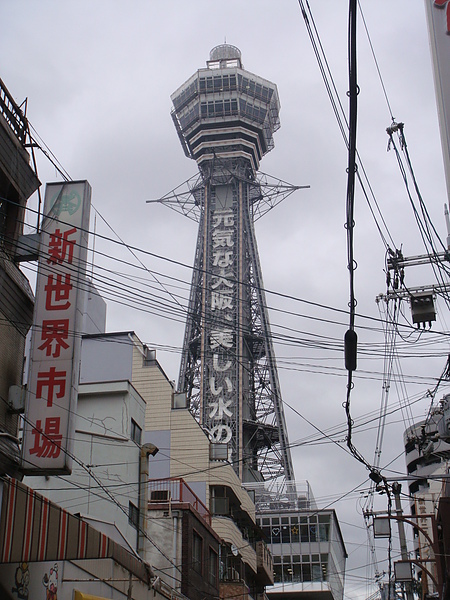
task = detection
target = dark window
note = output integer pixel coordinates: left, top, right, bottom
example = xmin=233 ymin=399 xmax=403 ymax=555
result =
xmin=321 ymin=554 xmax=328 ymax=580
xmin=274 ymin=563 xmax=282 ymax=583
xmin=319 ymin=523 xmax=330 ymax=541
xmin=131 ymin=419 xmax=142 ymax=445
xmin=302 ymin=563 xmax=311 ymax=582
xmin=300 ymin=524 xmax=309 ymax=542
xmin=281 ymin=525 xmax=290 ymax=543
xmin=293 ymin=563 xmax=301 ymax=582
xmin=209 ymin=547 xmax=218 ymax=586
xmin=291 ymin=524 xmax=299 ymax=542
xmin=193 ymin=531 xmax=203 ymax=574
xmin=271 ymin=525 xmax=281 ymax=543
xmin=129 ymin=502 xmax=139 ymax=529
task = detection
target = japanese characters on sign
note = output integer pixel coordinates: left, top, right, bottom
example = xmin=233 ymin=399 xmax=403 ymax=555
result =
xmin=204 ymin=206 xmax=236 ymax=448
xmin=22 ymin=181 xmax=91 ymax=474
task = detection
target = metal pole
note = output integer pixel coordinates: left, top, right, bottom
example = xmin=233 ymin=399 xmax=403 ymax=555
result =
xmin=392 ymin=482 xmax=414 ymax=600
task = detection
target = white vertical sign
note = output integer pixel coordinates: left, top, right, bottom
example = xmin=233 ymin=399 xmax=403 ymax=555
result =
xmin=424 ymin=0 xmax=450 ymax=200
xmin=22 ymin=181 xmax=91 ymax=474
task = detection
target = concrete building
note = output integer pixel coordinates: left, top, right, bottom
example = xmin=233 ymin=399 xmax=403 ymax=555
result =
xmin=0 ymin=477 xmax=172 ymax=600
xmin=23 ymin=328 xmax=272 ymax=599
xmin=141 ymin=356 xmax=274 ymax=600
xmin=145 ymin=477 xmax=222 ymax=600
xmin=403 ymin=401 xmax=450 ymax=597
xmin=0 ymin=76 xmax=40 ymax=478
xmin=249 ymin=481 xmax=347 ymax=600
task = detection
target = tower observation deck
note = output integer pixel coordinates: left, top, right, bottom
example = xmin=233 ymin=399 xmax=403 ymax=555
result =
xmin=172 ymin=45 xmax=295 ymax=485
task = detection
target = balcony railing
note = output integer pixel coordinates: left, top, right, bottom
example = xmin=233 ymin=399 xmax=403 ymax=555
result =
xmin=148 ymin=477 xmax=211 ymax=525
xmin=256 ymin=540 xmax=274 ymax=586
xmin=0 ymin=78 xmax=28 ymax=146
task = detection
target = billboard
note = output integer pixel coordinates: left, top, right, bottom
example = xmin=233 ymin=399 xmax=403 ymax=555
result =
xmin=22 ymin=181 xmax=91 ymax=474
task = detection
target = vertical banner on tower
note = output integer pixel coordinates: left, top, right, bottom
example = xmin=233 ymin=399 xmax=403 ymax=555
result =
xmin=22 ymin=181 xmax=91 ymax=474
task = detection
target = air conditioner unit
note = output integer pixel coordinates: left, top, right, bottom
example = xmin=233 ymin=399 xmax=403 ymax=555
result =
xmin=150 ymin=489 xmax=171 ymax=502
xmin=172 ymin=392 xmax=187 ymax=409
xmin=210 ymin=443 xmax=228 ymax=460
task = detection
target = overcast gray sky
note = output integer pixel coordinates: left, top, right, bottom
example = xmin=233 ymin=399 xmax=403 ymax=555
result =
xmin=2 ymin=2 xmax=449 ymax=599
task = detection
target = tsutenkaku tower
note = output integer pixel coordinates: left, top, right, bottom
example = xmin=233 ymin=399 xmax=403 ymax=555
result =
xmin=172 ymin=45 xmax=295 ymax=485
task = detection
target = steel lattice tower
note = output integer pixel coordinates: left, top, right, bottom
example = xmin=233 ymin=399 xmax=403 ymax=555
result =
xmin=172 ymin=45 xmax=295 ymax=485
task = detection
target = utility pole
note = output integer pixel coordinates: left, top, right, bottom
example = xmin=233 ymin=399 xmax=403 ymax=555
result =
xmin=392 ymin=483 xmax=414 ymax=600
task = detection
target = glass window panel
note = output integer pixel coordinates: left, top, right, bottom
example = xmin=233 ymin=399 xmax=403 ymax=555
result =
xmin=130 ymin=419 xmax=141 ymax=445
xmin=193 ymin=532 xmax=203 ymax=574
xmin=300 ymin=525 xmax=309 ymax=542
xmin=312 ymin=564 xmax=322 ymax=581
xmin=283 ymin=563 xmax=292 ymax=583
xmin=293 ymin=563 xmax=301 ymax=583
xmin=291 ymin=524 xmax=299 ymax=542
xmin=274 ymin=564 xmax=282 ymax=583
xmin=319 ymin=523 xmax=330 ymax=541
xmin=271 ymin=526 xmax=281 ymax=543
xmin=309 ymin=525 xmax=317 ymax=542
xmin=209 ymin=548 xmax=218 ymax=586
xmin=281 ymin=525 xmax=290 ymax=543
xmin=302 ymin=564 xmax=311 ymax=581
xmin=321 ymin=560 xmax=328 ymax=579
xmin=281 ymin=517 xmax=289 ymax=524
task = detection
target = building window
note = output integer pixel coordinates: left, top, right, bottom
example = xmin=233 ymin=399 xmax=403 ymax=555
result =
xmin=193 ymin=531 xmax=203 ymax=574
xmin=129 ymin=502 xmax=139 ymax=529
xmin=209 ymin=547 xmax=218 ymax=586
xmin=131 ymin=419 xmax=142 ymax=445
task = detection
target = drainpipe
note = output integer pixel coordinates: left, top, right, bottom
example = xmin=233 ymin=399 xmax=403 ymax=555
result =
xmin=173 ymin=510 xmax=180 ymax=590
xmin=138 ymin=443 xmax=158 ymax=556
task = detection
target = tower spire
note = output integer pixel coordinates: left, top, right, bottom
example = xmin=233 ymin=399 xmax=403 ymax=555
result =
xmin=172 ymin=45 xmax=294 ymax=484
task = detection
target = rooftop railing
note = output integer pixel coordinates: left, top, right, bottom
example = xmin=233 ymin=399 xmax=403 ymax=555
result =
xmin=0 ymin=77 xmax=28 ymax=146
xmin=148 ymin=477 xmax=211 ymax=526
